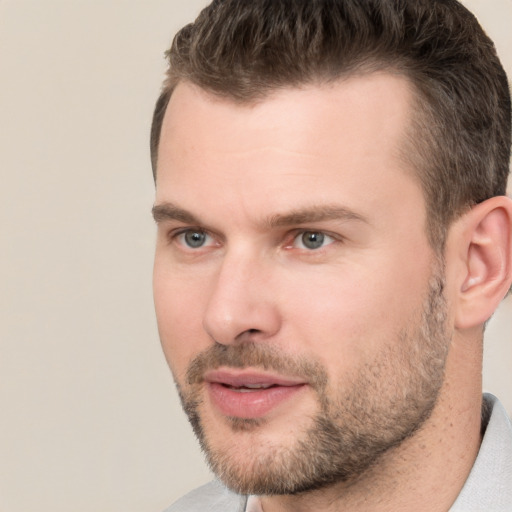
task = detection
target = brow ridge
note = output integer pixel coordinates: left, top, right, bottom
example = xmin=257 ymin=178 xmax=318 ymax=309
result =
xmin=152 ymin=202 xmax=368 ymax=228
xmin=266 ymin=205 xmax=368 ymax=228
xmin=152 ymin=202 xmax=199 ymax=224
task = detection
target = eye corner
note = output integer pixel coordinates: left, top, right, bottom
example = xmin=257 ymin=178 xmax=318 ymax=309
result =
xmin=169 ymin=227 xmax=223 ymax=252
xmin=292 ymin=230 xmax=336 ymax=251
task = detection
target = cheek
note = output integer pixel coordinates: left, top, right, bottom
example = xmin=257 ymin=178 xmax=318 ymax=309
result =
xmin=153 ymin=263 xmax=211 ymax=380
xmin=280 ymin=254 xmax=431 ymax=370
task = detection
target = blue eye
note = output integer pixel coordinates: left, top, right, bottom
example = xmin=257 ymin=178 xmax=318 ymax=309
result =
xmin=182 ymin=230 xmax=208 ymax=248
xmin=296 ymin=231 xmax=332 ymax=250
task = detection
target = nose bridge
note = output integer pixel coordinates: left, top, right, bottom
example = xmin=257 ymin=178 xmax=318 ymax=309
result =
xmin=202 ymin=245 xmax=280 ymax=344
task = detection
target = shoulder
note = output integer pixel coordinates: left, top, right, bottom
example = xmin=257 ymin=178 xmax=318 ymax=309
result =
xmin=163 ymin=480 xmax=247 ymax=512
xmin=450 ymin=393 xmax=512 ymax=511
xmin=479 ymin=393 xmax=512 ymax=458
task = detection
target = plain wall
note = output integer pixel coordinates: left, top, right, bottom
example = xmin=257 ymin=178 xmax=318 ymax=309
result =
xmin=0 ymin=1 xmax=510 ymax=510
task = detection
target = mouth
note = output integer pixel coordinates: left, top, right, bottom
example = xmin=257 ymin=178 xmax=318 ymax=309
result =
xmin=204 ymin=369 xmax=307 ymax=419
xmin=221 ymin=382 xmax=277 ymax=392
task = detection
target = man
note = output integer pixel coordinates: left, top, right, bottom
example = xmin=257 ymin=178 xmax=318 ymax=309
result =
xmin=150 ymin=0 xmax=512 ymax=510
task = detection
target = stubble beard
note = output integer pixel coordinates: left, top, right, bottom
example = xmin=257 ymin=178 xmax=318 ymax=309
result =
xmin=175 ymin=268 xmax=450 ymax=496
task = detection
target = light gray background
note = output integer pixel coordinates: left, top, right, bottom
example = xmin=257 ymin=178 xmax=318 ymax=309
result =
xmin=0 ymin=1 xmax=510 ymax=510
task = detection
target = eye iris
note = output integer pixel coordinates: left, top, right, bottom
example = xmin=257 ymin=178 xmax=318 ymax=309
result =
xmin=302 ymin=231 xmax=324 ymax=249
xmin=184 ymin=231 xmax=206 ymax=248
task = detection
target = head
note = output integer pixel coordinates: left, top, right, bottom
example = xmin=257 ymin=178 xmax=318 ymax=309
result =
xmin=151 ymin=0 xmax=511 ymax=250
xmin=151 ymin=0 xmax=512 ymax=498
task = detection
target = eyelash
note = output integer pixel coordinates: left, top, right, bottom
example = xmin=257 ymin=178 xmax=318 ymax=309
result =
xmin=170 ymin=228 xmax=217 ymax=249
xmin=167 ymin=227 xmax=340 ymax=252
xmin=286 ymin=230 xmax=336 ymax=250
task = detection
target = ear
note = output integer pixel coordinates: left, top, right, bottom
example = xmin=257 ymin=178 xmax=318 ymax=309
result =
xmin=452 ymin=196 xmax=512 ymax=330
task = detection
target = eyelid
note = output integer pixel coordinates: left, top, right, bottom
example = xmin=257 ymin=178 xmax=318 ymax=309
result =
xmin=168 ymin=226 xmax=219 ymax=249
xmin=287 ymin=229 xmax=339 ymax=250
xmin=163 ymin=225 xmax=342 ymax=251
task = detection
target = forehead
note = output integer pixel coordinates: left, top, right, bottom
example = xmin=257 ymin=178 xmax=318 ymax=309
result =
xmin=159 ymin=73 xmax=414 ymax=159
xmin=156 ymin=73 xmax=423 ymax=226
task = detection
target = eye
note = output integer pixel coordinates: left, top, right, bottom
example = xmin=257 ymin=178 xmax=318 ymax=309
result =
xmin=176 ymin=229 xmax=213 ymax=249
xmin=294 ymin=231 xmax=334 ymax=250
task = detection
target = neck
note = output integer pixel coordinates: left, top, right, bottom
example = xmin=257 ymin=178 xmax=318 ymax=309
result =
xmin=259 ymin=333 xmax=483 ymax=512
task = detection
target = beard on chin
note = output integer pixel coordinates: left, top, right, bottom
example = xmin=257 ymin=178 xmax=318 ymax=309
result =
xmin=175 ymin=267 xmax=450 ymax=496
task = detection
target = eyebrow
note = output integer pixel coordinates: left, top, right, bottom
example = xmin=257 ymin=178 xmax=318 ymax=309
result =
xmin=152 ymin=202 xmax=369 ymax=228
xmin=266 ymin=205 xmax=368 ymax=228
xmin=152 ymin=203 xmax=200 ymax=224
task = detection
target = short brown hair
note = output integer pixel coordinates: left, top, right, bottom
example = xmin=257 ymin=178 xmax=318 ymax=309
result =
xmin=150 ymin=0 xmax=511 ymax=246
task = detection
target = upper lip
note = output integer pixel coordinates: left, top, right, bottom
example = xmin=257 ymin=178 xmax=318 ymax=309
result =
xmin=204 ymin=369 xmax=307 ymax=388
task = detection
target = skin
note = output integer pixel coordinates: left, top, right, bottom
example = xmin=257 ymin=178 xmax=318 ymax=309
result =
xmin=153 ymin=74 xmax=490 ymax=511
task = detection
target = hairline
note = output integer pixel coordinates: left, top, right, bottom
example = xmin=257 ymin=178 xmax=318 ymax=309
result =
xmin=151 ymin=66 xmax=448 ymax=250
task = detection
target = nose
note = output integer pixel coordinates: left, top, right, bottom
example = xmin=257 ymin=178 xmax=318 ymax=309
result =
xmin=202 ymin=251 xmax=281 ymax=345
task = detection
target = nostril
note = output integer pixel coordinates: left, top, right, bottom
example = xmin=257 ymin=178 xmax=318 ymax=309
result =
xmin=203 ymin=293 xmax=281 ymax=345
xmin=232 ymin=328 xmax=264 ymax=344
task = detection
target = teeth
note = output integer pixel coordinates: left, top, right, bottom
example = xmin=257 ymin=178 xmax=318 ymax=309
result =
xmin=227 ymin=383 xmax=274 ymax=391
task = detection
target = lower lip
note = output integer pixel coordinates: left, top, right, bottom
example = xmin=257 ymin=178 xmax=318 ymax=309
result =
xmin=207 ymin=382 xmax=306 ymax=419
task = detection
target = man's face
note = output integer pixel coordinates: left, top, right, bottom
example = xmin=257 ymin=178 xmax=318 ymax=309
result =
xmin=153 ymin=74 xmax=450 ymax=494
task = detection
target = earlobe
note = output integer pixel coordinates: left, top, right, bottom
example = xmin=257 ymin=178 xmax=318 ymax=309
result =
xmin=454 ymin=196 xmax=512 ymax=330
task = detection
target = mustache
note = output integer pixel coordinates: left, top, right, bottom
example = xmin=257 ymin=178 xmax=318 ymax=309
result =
xmin=186 ymin=342 xmax=328 ymax=390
